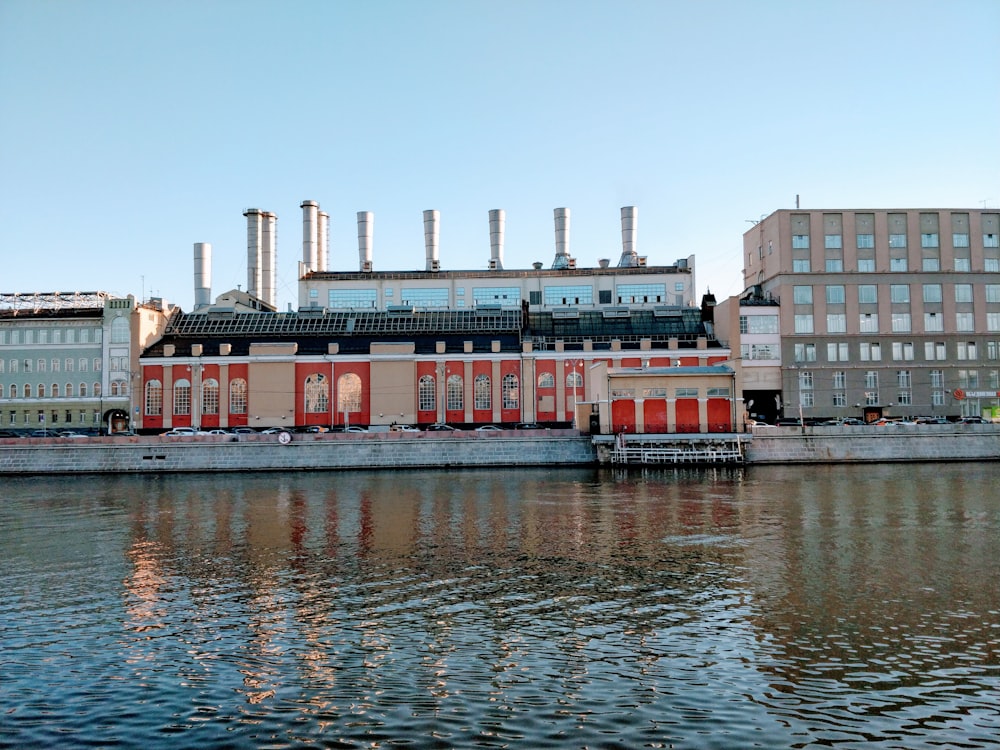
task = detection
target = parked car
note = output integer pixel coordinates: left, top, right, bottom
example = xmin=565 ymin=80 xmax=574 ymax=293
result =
xmin=0 ymin=430 xmax=24 ymax=438
xmin=515 ymin=422 xmax=542 ymax=430
xmin=205 ymin=429 xmax=231 ymax=435
xmin=56 ymin=431 xmax=88 ymax=438
xmin=162 ymin=428 xmax=210 ymax=436
xmin=425 ymin=423 xmax=458 ymax=431
xmin=390 ymin=424 xmax=420 ymax=432
xmin=29 ymin=429 xmax=56 ymax=437
xmin=775 ymin=418 xmax=802 ymax=427
xmin=958 ymin=416 xmax=987 ymax=424
xmin=231 ymin=426 xmax=257 ymax=434
xmin=915 ymin=417 xmax=949 ymax=424
xmin=345 ymin=426 xmax=369 ymax=433
xmin=298 ymin=425 xmax=328 ymax=433
xmin=475 ymin=425 xmax=503 ymax=431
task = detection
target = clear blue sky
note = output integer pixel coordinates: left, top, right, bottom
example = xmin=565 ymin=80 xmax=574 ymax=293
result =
xmin=2 ymin=0 xmax=998 ymax=311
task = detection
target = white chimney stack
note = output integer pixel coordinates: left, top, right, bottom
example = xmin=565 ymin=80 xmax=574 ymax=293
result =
xmin=489 ymin=209 xmax=505 ymax=270
xmin=424 ymin=209 xmax=440 ymax=272
xmin=244 ymin=208 xmax=262 ymax=299
xmin=317 ymin=210 xmax=329 ymax=272
xmin=358 ymin=211 xmax=373 ymax=272
xmin=619 ymin=206 xmax=639 ymax=267
xmin=193 ymin=242 xmax=212 ymax=310
xmin=552 ymin=207 xmax=571 ymax=269
xmin=261 ymin=211 xmax=277 ymax=308
xmin=301 ymin=200 xmax=319 ymax=273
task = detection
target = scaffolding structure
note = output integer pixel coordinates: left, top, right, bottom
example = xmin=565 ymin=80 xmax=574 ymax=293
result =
xmin=0 ymin=292 xmax=110 ymax=313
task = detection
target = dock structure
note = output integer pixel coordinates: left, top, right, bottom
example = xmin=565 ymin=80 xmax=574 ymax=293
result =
xmin=594 ymin=433 xmax=746 ymax=465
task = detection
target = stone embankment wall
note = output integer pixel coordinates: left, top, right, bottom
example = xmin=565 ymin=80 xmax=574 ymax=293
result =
xmin=746 ymin=423 xmax=1000 ymax=464
xmin=0 ymin=430 xmax=598 ymax=475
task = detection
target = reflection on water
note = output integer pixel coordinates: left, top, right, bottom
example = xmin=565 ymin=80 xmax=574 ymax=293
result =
xmin=1 ymin=465 xmax=998 ymax=748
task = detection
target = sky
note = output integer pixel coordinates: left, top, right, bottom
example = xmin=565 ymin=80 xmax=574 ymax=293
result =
xmin=2 ymin=0 xmax=998 ymax=312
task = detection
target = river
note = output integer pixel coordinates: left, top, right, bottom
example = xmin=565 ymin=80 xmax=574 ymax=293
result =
xmin=1 ymin=464 xmax=998 ymax=748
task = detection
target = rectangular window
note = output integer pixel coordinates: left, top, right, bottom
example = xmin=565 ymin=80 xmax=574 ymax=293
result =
xmin=930 ymin=369 xmax=944 ymax=388
xmin=794 ymin=315 xmax=814 ymax=334
xmin=898 ymin=390 xmax=912 ymax=406
xmin=957 ymin=342 xmax=978 ymax=361
xmin=792 ymin=259 xmax=811 ymax=273
xmin=892 ymin=342 xmax=914 ymax=361
xmin=825 ymin=285 xmax=845 ymax=304
xmin=742 ymin=315 xmax=778 ymax=334
xmin=921 ymin=233 xmax=939 ymax=248
xmin=824 ymin=235 xmax=842 ymax=249
xmin=799 ymin=371 xmax=813 ymax=390
xmin=794 ymin=343 xmax=816 ymax=362
xmin=675 ymin=388 xmax=698 ymax=398
xmin=833 ymin=371 xmax=847 ymax=390
xmin=827 ymin=343 xmax=849 ymax=362
xmin=37 ymin=359 xmax=46 ymax=372
xmin=922 ymin=258 xmax=940 ymax=272
xmin=923 ymin=284 xmax=943 ymax=303
xmin=985 ymin=234 xmax=999 ymax=248
xmin=793 ymin=286 xmax=813 ymax=304
xmin=401 ymin=288 xmax=450 ymax=307
xmin=891 ymin=313 xmax=911 ymax=332
xmin=897 ymin=370 xmax=911 ymax=388
xmin=857 ymin=258 xmax=875 ymax=272
xmin=543 ymin=285 xmax=593 ymax=305
xmin=890 ymin=284 xmax=910 ymax=303
xmin=328 ymin=289 xmax=377 ymax=308
xmin=889 ymin=233 xmax=907 ymax=248
xmin=706 ymin=387 xmax=730 ymax=397
xmin=986 ymin=285 xmax=1000 ymax=303
xmin=858 ymin=285 xmax=877 ymax=304
xmin=792 ymin=235 xmax=810 ymax=248
xmin=953 ymin=233 xmax=969 ymax=247
xmin=924 ymin=341 xmax=946 ymax=360
xmin=954 ymin=284 xmax=973 ymax=303
xmin=986 ymin=259 xmax=1000 ymax=272
xmin=955 ymin=257 xmax=971 ymax=272
xmin=826 ymin=314 xmax=846 ymax=333
xmin=923 ymin=313 xmax=943 ymax=332
xmin=860 ymin=343 xmax=882 ymax=361
xmin=987 ymin=312 xmax=1000 ymax=332
xmin=856 ymin=233 xmax=874 ymax=249
xmin=955 ymin=312 xmax=974 ymax=332
xmin=890 ymin=258 xmax=908 ymax=272
xmin=472 ymin=286 xmax=522 ymax=307
xmin=865 ymin=371 xmax=879 ymax=389
xmin=825 ymin=259 xmax=843 ymax=272
xmin=616 ymin=283 xmax=666 ymax=304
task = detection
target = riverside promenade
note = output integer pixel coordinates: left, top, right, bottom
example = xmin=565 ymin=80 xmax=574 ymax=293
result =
xmin=1 ymin=425 xmax=998 ymax=474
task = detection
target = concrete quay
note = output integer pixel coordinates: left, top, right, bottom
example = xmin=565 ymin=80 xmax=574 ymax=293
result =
xmin=1 ymin=425 xmax=998 ymax=475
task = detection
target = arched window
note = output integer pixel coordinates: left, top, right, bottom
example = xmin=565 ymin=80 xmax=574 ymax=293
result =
xmin=418 ymin=375 xmax=436 ymax=411
xmin=173 ymin=378 xmax=190 ymax=415
xmin=93 ymin=382 xmax=101 ymax=397
xmin=566 ymin=371 xmax=583 ymax=388
xmin=38 ymin=384 xmax=46 ymax=398
xmin=474 ymin=374 xmax=491 ymax=410
xmin=446 ymin=374 xmax=463 ymax=411
xmin=202 ymin=378 xmax=219 ymax=415
xmin=537 ymin=372 xmax=554 ymax=388
xmin=502 ymin=373 xmax=519 ymax=410
xmin=337 ymin=373 xmax=361 ymax=414
xmin=304 ymin=373 xmax=329 ymax=413
xmin=229 ymin=378 xmax=247 ymax=414
xmin=79 ymin=383 xmax=88 ymax=398
xmin=52 ymin=383 xmax=60 ymax=398
xmin=65 ymin=382 xmax=74 ymax=398
xmin=23 ymin=384 xmax=31 ymax=398
xmin=110 ymin=316 xmax=129 ymax=344
xmin=145 ymin=380 xmax=162 ymax=416
xmin=8 ymin=384 xmax=15 ymax=398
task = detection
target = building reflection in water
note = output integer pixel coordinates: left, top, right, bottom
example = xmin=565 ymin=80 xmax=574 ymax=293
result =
xmin=115 ymin=464 xmax=999 ymax=738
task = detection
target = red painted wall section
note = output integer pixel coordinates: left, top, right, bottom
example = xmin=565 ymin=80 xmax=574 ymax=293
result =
xmin=296 ymin=362 xmax=333 ymax=426
xmin=500 ymin=360 xmax=522 ymax=423
xmin=200 ymin=364 xmax=220 ymax=428
xmin=643 ymin=400 xmax=668 ymax=433
xmin=333 ymin=362 xmax=370 ymax=426
xmin=471 ymin=361 xmax=493 ymax=423
xmin=707 ymin=399 xmax=732 ymax=432
xmin=675 ymin=399 xmax=700 ymax=433
xmin=416 ymin=361 xmax=437 ymax=425
xmin=227 ymin=363 xmax=249 ymax=426
xmin=620 ymin=357 xmax=642 ymax=367
xmin=141 ymin=365 xmax=164 ymax=431
xmin=611 ymin=400 xmax=636 ymax=433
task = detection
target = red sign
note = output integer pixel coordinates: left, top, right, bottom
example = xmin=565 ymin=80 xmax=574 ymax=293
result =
xmin=953 ymin=388 xmax=966 ymax=400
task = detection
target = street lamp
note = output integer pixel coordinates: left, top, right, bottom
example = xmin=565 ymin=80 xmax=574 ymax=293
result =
xmin=567 ymin=359 xmax=580 ymax=429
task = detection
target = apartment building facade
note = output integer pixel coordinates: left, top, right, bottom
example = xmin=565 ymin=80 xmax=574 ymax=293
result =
xmin=738 ymin=208 xmax=1000 ymax=421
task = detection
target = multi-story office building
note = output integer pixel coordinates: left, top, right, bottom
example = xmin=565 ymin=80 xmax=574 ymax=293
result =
xmin=0 ymin=293 xmax=173 ymax=433
xmin=727 ymin=208 xmax=1000 ymax=421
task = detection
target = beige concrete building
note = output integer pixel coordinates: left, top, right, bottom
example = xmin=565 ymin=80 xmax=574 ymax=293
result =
xmin=720 ymin=208 xmax=1000 ymax=422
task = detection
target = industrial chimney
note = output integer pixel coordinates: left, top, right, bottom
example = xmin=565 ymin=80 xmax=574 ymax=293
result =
xmin=618 ymin=206 xmax=639 ymax=267
xmin=358 ymin=211 xmax=373 ymax=272
xmin=489 ymin=209 xmax=505 ymax=270
xmin=244 ymin=208 xmax=263 ymax=299
xmin=301 ymin=200 xmax=319 ymax=273
xmin=193 ymin=242 xmax=211 ymax=310
xmin=552 ymin=207 xmax=572 ymax=269
xmin=261 ymin=211 xmax=277 ymax=308
xmin=424 ymin=210 xmax=440 ymax=272
xmin=317 ymin=210 xmax=329 ymax=272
